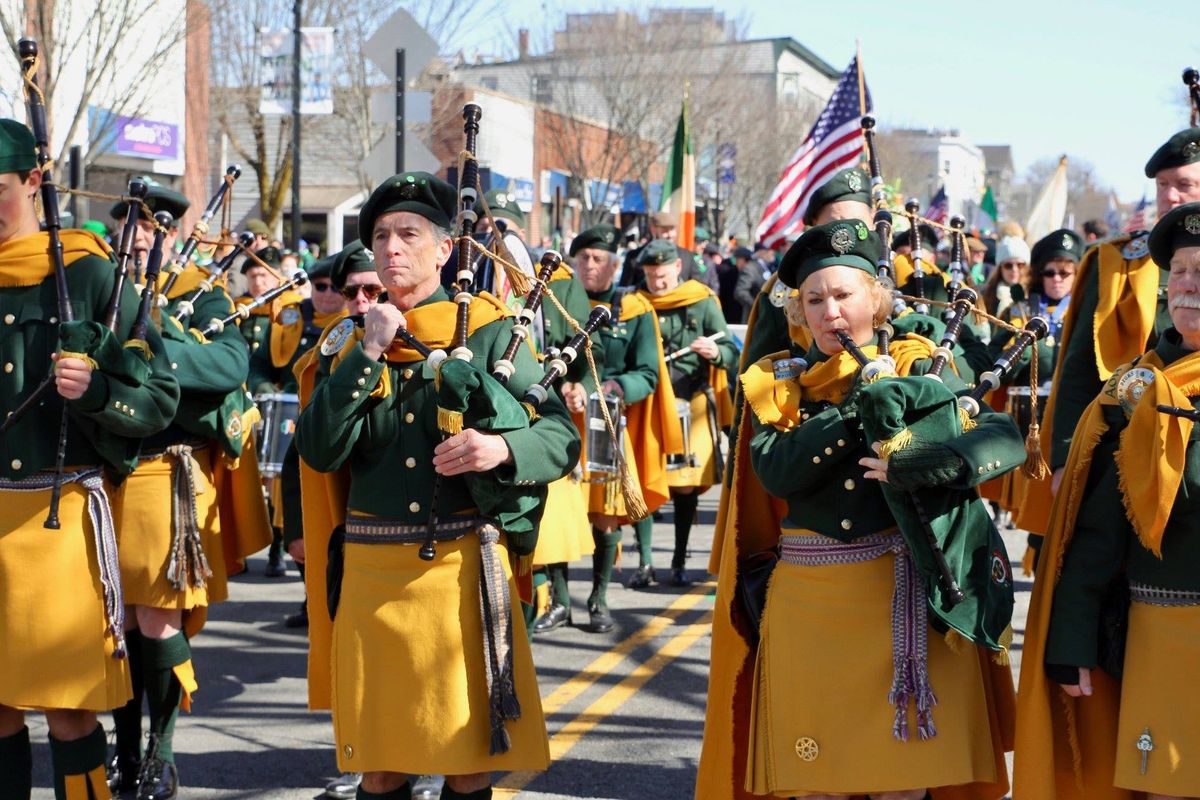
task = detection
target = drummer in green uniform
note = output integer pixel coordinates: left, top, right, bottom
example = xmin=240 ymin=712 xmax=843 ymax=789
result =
xmin=0 ymin=118 xmax=180 ymax=800
xmin=638 ymin=240 xmax=737 ymax=586
xmin=295 ymin=171 xmax=579 ymax=799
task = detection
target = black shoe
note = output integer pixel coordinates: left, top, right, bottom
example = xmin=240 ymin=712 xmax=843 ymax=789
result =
xmin=587 ymin=603 xmax=614 ymax=633
xmin=532 ymin=603 xmax=570 ymax=633
xmin=265 ymin=557 xmax=287 ymax=577
xmin=627 ymin=564 xmax=656 ymax=589
xmin=136 ymin=736 xmax=178 ymax=800
xmin=670 ymin=567 xmax=692 ymax=587
xmin=285 ymin=602 xmax=309 ymax=628
xmin=106 ymin=747 xmax=140 ymax=792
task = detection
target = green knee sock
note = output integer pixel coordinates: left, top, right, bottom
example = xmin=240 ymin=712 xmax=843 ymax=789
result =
xmin=0 ymin=726 xmax=32 ymax=799
xmin=547 ymin=561 xmax=570 ymax=607
xmin=142 ymin=632 xmax=191 ymax=764
xmin=588 ymin=528 xmax=621 ymax=610
xmin=111 ymin=627 xmax=144 ymax=760
xmin=633 ymin=517 xmax=654 ymax=566
xmin=356 ymin=781 xmax=412 ymax=799
xmin=521 ymin=569 xmax=549 ymax=637
xmin=48 ymin=723 xmax=105 ymax=800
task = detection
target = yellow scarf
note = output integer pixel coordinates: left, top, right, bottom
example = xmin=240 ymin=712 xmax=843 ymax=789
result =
xmin=641 ymin=280 xmax=735 ymax=427
xmin=892 ymin=252 xmax=948 ymax=289
xmin=742 ymin=336 xmax=938 ymax=430
xmin=1016 ymin=239 xmax=1159 ymax=535
xmin=0 ymin=230 xmax=113 ymax=287
xmin=585 ymin=291 xmax=683 ymax=514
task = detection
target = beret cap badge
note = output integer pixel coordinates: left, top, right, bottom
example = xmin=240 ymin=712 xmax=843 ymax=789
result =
xmin=830 ymin=226 xmax=854 ymax=254
xmin=1062 ymin=233 xmax=1074 ymax=249
xmin=1185 ymin=214 xmax=1200 ymax=235
xmin=1184 ymin=141 xmax=1200 ymax=159
xmin=846 ymin=171 xmax=862 ymax=192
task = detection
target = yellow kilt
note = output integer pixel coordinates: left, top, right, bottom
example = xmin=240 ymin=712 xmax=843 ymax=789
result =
xmin=1114 ymin=601 xmax=1200 ymax=793
xmin=746 ymin=536 xmax=997 ymax=796
xmin=532 ymin=475 xmax=594 ymax=565
xmin=0 ymin=481 xmax=130 ymax=711
xmin=116 ymin=448 xmax=225 ymax=611
xmin=666 ymin=391 xmax=718 ymax=490
xmin=332 ymin=534 xmax=549 ymax=775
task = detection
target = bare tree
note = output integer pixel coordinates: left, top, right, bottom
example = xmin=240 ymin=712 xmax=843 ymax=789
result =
xmin=0 ymin=0 xmax=187 ymax=168
xmin=1009 ymin=155 xmax=1112 ymax=231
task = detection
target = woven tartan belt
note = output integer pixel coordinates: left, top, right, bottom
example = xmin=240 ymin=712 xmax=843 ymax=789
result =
xmin=1130 ymin=581 xmax=1200 ymax=607
xmin=343 ymin=513 xmax=484 ymax=545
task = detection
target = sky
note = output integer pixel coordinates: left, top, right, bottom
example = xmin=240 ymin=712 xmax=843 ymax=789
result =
xmin=461 ymin=0 xmax=1200 ymax=202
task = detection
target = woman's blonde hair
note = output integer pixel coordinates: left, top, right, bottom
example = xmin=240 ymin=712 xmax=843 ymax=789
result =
xmin=783 ymin=268 xmax=891 ymax=331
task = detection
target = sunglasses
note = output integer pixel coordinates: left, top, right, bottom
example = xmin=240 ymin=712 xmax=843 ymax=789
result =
xmin=1042 ymin=270 xmax=1075 ymax=279
xmin=312 ymin=282 xmax=335 ymax=293
xmin=340 ymin=284 xmax=385 ymax=301
xmin=1000 ymin=262 xmax=1025 ymax=270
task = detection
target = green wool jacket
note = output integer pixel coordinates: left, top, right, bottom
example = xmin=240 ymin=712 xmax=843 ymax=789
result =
xmin=749 ymin=340 xmax=1025 ymax=542
xmin=582 ymin=285 xmax=660 ymax=402
xmin=235 ymin=297 xmax=272 ymax=355
xmin=248 ymin=299 xmax=326 ymax=395
xmin=648 ymin=288 xmax=737 ymax=398
xmin=1045 ymin=330 xmax=1200 ymax=669
xmin=1050 ymin=254 xmax=1170 ymax=469
xmin=296 ymin=286 xmax=580 ymax=533
xmin=147 ymin=282 xmax=250 ymax=456
xmin=0 ymin=252 xmax=179 ymax=479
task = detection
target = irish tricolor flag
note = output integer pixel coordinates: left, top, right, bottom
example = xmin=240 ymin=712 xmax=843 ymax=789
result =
xmin=660 ymin=97 xmax=696 ymax=249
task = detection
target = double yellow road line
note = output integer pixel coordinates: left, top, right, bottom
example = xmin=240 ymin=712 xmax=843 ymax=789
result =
xmin=495 ymin=582 xmax=715 ymax=796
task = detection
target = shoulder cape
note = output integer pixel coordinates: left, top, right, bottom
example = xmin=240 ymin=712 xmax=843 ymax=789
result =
xmin=0 ymin=229 xmax=114 ymax=287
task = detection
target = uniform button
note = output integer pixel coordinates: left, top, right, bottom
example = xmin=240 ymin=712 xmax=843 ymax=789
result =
xmin=403 ymin=368 xmax=414 ymax=379
xmin=812 ymin=456 xmax=820 ymax=464
xmin=300 ymin=337 xmax=308 ymax=346
xmin=840 ymin=519 xmax=852 ymax=530
xmin=170 ymin=362 xmax=178 ymax=370
xmin=801 ymin=413 xmax=810 ymax=420
xmin=986 ymin=463 xmax=995 ymax=472
xmin=409 ymin=501 xmax=420 ymax=513
xmin=844 ymin=479 xmax=855 ymax=490
xmin=49 ymin=316 xmax=57 ymax=324
xmin=10 ymin=459 xmax=20 ymax=469
xmin=404 ymin=412 xmax=415 ymax=423
xmin=795 ymin=736 xmax=819 ymax=762
xmin=251 ymin=342 xmax=260 ymax=350
xmin=113 ymin=400 xmax=121 ymax=409
xmin=824 ymin=447 xmax=833 ymax=455
xmin=254 ymin=325 xmax=262 ymax=334
xmin=837 ymin=439 xmax=846 ymax=447
xmin=405 ymin=457 xmax=416 ymax=468
xmin=356 ymin=378 xmax=366 ymax=386
xmin=977 ymin=466 xmax=985 ymax=475
xmin=363 ymin=367 xmax=372 ymax=375
xmin=3 ymin=362 xmax=11 ymax=373
xmin=3 ymin=314 xmax=13 ymax=324
xmin=351 ymin=391 xmax=360 ymax=399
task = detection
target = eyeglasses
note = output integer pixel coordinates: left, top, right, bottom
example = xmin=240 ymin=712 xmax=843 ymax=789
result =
xmin=1042 ymin=270 xmax=1075 ymax=279
xmin=1000 ymin=262 xmax=1025 ymax=270
xmin=312 ymin=282 xmax=334 ymax=293
xmin=339 ymin=284 xmax=385 ymax=301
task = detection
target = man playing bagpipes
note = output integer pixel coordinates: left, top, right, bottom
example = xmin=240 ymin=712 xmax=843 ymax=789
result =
xmin=0 ymin=116 xmax=180 ymax=799
xmin=295 ymin=169 xmax=579 ymax=800
xmin=1014 ymin=201 xmax=1200 ymax=800
xmin=107 ymin=180 xmax=272 ymax=798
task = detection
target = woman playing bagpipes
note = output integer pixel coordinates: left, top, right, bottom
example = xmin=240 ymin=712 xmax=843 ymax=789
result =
xmin=696 ymin=219 xmax=1025 ymax=800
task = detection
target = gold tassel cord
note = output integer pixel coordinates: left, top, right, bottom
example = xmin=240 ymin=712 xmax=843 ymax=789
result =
xmin=1022 ymin=337 xmax=1050 ymax=479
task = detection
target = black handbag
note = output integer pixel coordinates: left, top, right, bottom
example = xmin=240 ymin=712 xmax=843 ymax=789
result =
xmin=1096 ymin=573 xmax=1131 ymax=679
xmin=326 ymin=524 xmax=345 ymax=622
xmin=735 ymin=549 xmax=778 ymax=645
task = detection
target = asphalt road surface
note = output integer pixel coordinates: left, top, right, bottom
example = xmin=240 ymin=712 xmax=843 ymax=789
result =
xmin=28 ymin=491 xmax=1031 ymax=799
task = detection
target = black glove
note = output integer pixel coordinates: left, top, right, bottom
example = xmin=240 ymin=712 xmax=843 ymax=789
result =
xmin=885 ymin=438 xmax=965 ymax=491
xmin=1044 ymin=662 xmax=1080 ymax=686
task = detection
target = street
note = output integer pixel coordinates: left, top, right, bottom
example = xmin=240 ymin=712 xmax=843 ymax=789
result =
xmin=28 ymin=490 xmax=1031 ymax=799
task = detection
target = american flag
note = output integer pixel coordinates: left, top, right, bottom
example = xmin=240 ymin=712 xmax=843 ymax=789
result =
xmin=924 ymin=186 xmax=948 ymax=225
xmin=756 ymin=58 xmax=871 ymax=249
xmin=1123 ymin=193 xmax=1150 ymax=233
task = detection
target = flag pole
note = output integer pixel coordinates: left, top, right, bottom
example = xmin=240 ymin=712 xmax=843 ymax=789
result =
xmin=855 ymin=40 xmax=868 ymax=163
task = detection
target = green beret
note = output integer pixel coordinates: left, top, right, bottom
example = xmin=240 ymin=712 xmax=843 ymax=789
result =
xmin=1030 ymin=228 xmax=1084 ymax=267
xmin=892 ymin=223 xmax=938 ymax=253
xmin=245 ymin=218 xmax=270 ymax=236
xmin=638 ymin=239 xmax=680 ymax=267
xmin=358 ymin=171 xmax=456 ymax=246
xmin=694 ymin=226 xmax=711 ymax=243
xmin=802 ymin=167 xmax=871 ymax=225
xmin=243 ymin=246 xmax=281 ymax=274
xmin=569 ymin=224 xmax=619 ymax=256
xmin=0 ymin=119 xmax=35 ymax=174
xmin=306 ymin=254 xmax=334 ymax=281
xmin=779 ymin=219 xmax=878 ymax=289
xmin=1144 ymin=127 xmax=1200 ymax=178
xmin=329 ymin=240 xmax=377 ymax=289
xmin=1149 ymin=201 xmax=1200 ymax=268
xmin=476 ymin=188 xmax=525 ymax=228
xmin=109 ymin=178 xmax=189 ymax=226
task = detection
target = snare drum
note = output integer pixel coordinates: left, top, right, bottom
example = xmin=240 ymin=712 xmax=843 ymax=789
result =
xmin=666 ymin=397 xmax=696 ymax=471
xmin=255 ymin=393 xmax=300 ymax=478
xmin=1004 ymin=384 xmax=1050 ymax=436
xmin=585 ymin=392 xmax=624 ymax=476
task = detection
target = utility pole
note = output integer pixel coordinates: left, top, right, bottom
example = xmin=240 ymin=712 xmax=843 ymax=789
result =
xmin=290 ymin=0 xmax=302 ymax=251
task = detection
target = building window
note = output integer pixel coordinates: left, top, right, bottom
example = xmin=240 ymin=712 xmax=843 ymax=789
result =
xmin=532 ymin=74 xmax=553 ymax=105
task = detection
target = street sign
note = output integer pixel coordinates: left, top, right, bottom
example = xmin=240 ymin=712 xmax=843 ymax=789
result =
xmin=363 ymin=10 xmax=437 ymax=77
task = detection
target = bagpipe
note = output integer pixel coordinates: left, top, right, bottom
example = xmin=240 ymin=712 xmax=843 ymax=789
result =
xmin=157 ymin=165 xmax=242 ymax=304
xmin=1186 ymin=67 xmax=1200 ymax=127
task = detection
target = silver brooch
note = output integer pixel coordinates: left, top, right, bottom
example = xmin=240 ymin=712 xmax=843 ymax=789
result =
xmin=280 ymin=307 xmax=301 ymax=326
xmin=769 ymin=279 xmax=790 ymax=307
xmin=846 ymin=171 xmax=862 ymax=192
xmin=1117 ymin=366 xmax=1156 ymax=416
xmin=1185 ymin=214 xmax=1200 ymax=235
xmin=830 ymin=226 xmax=854 ymax=254
xmin=1184 ymin=141 xmax=1200 ymax=159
